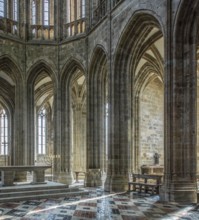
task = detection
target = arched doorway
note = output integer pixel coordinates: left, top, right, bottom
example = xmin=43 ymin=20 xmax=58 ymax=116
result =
xmin=60 ymin=59 xmax=86 ymax=184
xmin=105 ymin=11 xmax=165 ymax=192
xmin=34 ymin=72 xmax=54 ymax=179
xmin=133 ymin=32 xmax=164 ymax=174
xmin=27 ymin=61 xmax=58 ymax=176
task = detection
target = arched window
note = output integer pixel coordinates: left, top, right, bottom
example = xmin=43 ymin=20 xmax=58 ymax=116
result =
xmin=38 ymin=107 xmax=46 ymax=154
xmin=0 ymin=108 xmax=8 ymax=155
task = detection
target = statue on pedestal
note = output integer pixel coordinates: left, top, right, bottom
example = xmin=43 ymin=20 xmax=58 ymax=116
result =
xmin=154 ymin=153 xmax=160 ymax=165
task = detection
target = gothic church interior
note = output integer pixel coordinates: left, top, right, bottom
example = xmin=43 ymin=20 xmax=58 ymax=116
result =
xmin=0 ymin=0 xmax=199 ymax=215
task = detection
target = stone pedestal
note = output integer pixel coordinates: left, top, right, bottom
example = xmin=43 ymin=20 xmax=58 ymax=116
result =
xmin=84 ymin=169 xmax=102 ymax=187
xmin=32 ymin=170 xmax=45 ymax=184
xmin=2 ymin=171 xmax=14 ymax=186
xmin=160 ymin=179 xmax=197 ymax=203
xmin=104 ymin=174 xmax=129 ymax=192
xmin=58 ymin=171 xmax=73 ymax=185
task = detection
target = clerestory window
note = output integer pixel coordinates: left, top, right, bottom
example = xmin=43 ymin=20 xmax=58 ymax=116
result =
xmin=0 ymin=0 xmax=4 ymax=17
xmin=13 ymin=0 xmax=18 ymax=21
xmin=0 ymin=0 xmax=18 ymax=20
xmin=32 ymin=0 xmax=36 ymax=24
xmin=38 ymin=107 xmax=46 ymax=154
xmin=65 ymin=0 xmax=85 ymax=37
xmin=31 ymin=0 xmax=51 ymax=25
xmin=66 ymin=0 xmax=85 ymax=23
xmin=43 ymin=0 xmax=49 ymax=25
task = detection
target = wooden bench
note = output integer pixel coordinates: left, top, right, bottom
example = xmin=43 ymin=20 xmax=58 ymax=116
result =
xmin=128 ymin=174 xmax=162 ymax=194
xmin=0 ymin=165 xmax=51 ymax=186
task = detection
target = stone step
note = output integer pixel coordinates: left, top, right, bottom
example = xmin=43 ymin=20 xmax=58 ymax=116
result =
xmin=0 ymin=187 xmax=83 ymax=198
xmin=0 ymin=181 xmax=68 ymax=193
xmin=0 ymin=190 xmax=89 ymax=203
xmin=0 ymin=182 xmax=89 ymax=202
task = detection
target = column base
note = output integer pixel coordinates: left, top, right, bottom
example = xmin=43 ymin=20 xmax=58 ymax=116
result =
xmin=58 ymin=171 xmax=73 ymax=185
xmin=104 ymin=174 xmax=129 ymax=192
xmin=160 ymin=182 xmax=197 ymax=204
xmin=84 ymin=169 xmax=102 ymax=187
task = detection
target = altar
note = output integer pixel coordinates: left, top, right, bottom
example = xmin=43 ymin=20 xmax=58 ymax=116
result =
xmin=141 ymin=165 xmax=164 ymax=175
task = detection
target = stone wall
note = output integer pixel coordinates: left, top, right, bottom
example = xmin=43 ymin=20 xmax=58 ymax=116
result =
xmin=140 ymin=78 xmax=164 ymax=166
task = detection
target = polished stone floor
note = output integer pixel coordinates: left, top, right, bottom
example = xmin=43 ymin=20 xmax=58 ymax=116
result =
xmin=0 ymin=188 xmax=198 ymax=220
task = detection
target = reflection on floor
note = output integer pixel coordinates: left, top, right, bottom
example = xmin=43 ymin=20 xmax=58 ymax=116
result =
xmin=0 ymin=187 xmax=198 ymax=220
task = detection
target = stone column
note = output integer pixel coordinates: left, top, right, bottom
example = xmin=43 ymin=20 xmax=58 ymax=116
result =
xmin=13 ymin=72 xmax=26 ymax=181
xmin=15 ymin=81 xmax=26 ymax=166
xmin=85 ymin=70 xmax=103 ymax=187
xmin=59 ymin=76 xmax=73 ymax=185
xmin=85 ymin=104 xmax=102 ymax=186
xmin=104 ymin=4 xmax=130 ymax=192
xmin=104 ymin=84 xmax=130 ymax=192
xmin=160 ymin=2 xmax=197 ymax=203
xmin=72 ymin=102 xmax=86 ymax=172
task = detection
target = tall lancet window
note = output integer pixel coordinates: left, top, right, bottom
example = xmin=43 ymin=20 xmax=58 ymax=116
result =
xmin=43 ymin=0 xmax=49 ymax=25
xmin=32 ymin=0 xmax=36 ymax=24
xmin=65 ymin=0 xmax=86 ymax=36
xmin=0 ymin=109 xmax=8 ymax=155
xmin=0 ymin=0 xmax=5 ymax=17
xmin=13 ymin=0 xmax=18 ymax=21
xmin=38 ymin=107 xmax=46 ymax=154
xmin=77 ymin=0 xmax=85 ymax=19
xmin=66 ymin=0 xmax=85 ymax=23
xmin=81 ymin=0 xmax=85 ymax=18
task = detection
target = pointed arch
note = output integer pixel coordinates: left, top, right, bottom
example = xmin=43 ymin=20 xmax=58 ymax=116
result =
xmin=86 ymin=45 xmax=108 ymax=186
xmin=114 ymin=10 xmax=164 ymax=79
xmin=104 ymin=10 xmax=165 ymax=192
xmin=60 ymin=58 xmax=86 ymax=175
xmin=26 ymin=60 xmax=58 ymax=165
xmin=61 ymin=57 xmax=86 ymax=86
xmin=27 ymin=60 xmax=58 ymax=86
xmin=89 ymin=45 xmax=108 ymax=79
xmin=0 ymin=55 xmax=24 ymax=166
xmin=0 ymin=55 xmax=23 ymax=84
